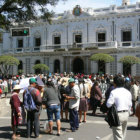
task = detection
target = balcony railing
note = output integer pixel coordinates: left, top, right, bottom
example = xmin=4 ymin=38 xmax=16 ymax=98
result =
xmin=2 ymin=41 xmax=140 ymax=54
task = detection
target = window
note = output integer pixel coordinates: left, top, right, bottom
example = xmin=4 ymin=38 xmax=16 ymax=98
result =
xmin=97 ymin=32 xmax=106 ymax=47
xmin=35 ymin=37 xmax=41 ymax=46
xmin=98 ymin=33 xmax=106 ymax=42
xmin=54 ymin=36 xmax=61 ymax=44
xmin=122 ymin=30 xmax=131 ymax=46
xmin=0 ymin=33 xmax=3 ymax=43
xmin=53 ymin=35 xmax=61 ymax=49
xmin=18 ymin=39 xmax=23 ymax=48
xmin=74 ymin=34 xmax=82 ymax=43
xmin=122 ymin=30 xmax=131 ymax=42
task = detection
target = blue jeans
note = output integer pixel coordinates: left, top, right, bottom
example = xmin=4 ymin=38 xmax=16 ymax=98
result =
xmin=69 ymin=108 xmax=79 ymax=131
xmin=47 ymin=105 xmax=60 ymax=121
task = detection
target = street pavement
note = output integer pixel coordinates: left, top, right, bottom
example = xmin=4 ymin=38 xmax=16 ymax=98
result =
xmin=0 ymin=94 xmax=140 ymax=140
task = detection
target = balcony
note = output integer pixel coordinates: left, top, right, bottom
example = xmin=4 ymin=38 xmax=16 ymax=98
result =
xmin=2 ymin=41 xmax=140 ymax=55
xmin=15 ymin=48 xmax=23 ymax=53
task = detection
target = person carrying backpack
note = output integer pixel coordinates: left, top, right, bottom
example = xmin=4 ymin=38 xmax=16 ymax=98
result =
xmin=23 ymin=78 xmax=42 ymax=138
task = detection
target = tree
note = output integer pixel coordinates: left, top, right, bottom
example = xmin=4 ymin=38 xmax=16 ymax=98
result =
xmin=0 ymin=0 xmax=66 ymax=28
xmin=0 ymin=55 xmax=19 ymax=76
xmin=33 ymin=63 xmax=49 ymax=74
xmin=90 ymin=53 xmax=114 ymax=63
xmin=119 ymin=56 xmax=140 ymax=76
xmin=119 ymin=56 xmax=140 ymax=65
xmin=90 ymin=53 xmax=114 ymax=74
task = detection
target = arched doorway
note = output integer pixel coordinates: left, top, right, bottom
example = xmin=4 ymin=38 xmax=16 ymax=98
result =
xmin=123 ymin=63 xmax=131 ymax=76
xmin=35 ymin=60 xmax=41 ymax=74
xmin=54 ymin=60 xmax=60 ymax=73
xmin=73 ymin=58 xmax=84 ymax=74
xmin=98 ymin=60 xmax=105 ymax=74
xmin=18 ymin=60 xmax=23 ymax=75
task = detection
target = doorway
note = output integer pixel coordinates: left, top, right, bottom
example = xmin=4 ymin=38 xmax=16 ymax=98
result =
xmin=73 ymin=58 xmax=84 ymax=74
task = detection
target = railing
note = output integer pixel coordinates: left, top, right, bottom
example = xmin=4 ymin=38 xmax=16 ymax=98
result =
xmin=118 ymin=41 xmax=133 ymax=48
xmin=15 ymin=48 xmax=23 ymax=53
xmin=2 ymin=41 xmax=140 ymax=54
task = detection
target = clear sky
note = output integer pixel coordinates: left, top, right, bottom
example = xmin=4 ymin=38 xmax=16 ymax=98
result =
xmin=47 ymin=0 xmax=139 ymax=13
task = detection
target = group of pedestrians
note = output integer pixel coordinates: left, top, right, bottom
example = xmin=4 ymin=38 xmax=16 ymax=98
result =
xmin=5 ymin=73 xmax=140 ymax=140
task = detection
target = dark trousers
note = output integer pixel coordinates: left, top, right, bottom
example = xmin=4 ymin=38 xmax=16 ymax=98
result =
xmin=132 ymin=100 xmax=136 ymax=115
xmin=27 ymin=111 xmax=40 ymax=137
xmin=69 ymin=108 xmax=79 ymax=131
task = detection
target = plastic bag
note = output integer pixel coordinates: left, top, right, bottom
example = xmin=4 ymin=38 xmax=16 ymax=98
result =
xmin=44 ymin=121 xmax=50 ymax=133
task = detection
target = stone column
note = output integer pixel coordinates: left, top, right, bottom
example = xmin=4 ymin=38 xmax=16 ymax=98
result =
xmin=70 ymin=57 xmax=72 ymax=73
xmin=86 ymin=57 xmax=88 ymax=74
xmin=91 ymin=61 xmax=98 ymax=74
xmin=131 ymin=64 xmax=136 ymax=76
xmin=106 ymin=63 xmax=110 ymax=75
xmin=60 ymin=58 xmax=63 ymax=73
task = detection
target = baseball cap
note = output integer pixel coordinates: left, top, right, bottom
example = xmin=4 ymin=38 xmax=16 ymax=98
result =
xmin=68 ymin=78 xmax=75 ymax=83
xmin=29 ymin=78 xmax=37 ymax=84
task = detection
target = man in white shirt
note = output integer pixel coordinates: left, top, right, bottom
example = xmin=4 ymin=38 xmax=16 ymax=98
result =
xmin=65 ymin=78 xmax=80 ymax=132
xmin=107 ymin=76 xmax=132 ymax=140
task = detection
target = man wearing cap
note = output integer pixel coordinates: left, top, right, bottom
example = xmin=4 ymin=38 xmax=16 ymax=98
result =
xmin=65 ymin=78 xmax=80 ymax=132
xmin=23 ymin=78 xmax=42 ymax=138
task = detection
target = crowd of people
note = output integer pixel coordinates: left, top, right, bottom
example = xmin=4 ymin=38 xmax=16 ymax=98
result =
xmin=0 ymin=73 xmax=140 ymax=140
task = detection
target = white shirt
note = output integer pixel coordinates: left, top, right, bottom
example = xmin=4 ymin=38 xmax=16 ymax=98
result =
xmin=79 ymin=83 xmax=89 ymax=98
xmin=107 ymin=87 xmax=132 ymax=112
xmin=69 ymin=85 xmax=80 ymax=110
xmin=2 ymin=80 xmax=8 ymax=87
xmin=130 ymin=84 xmax=139 ymax=101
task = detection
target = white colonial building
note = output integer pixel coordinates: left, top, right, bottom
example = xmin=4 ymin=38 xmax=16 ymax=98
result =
xmin=1 ymin=0 xmax=140 ymax=76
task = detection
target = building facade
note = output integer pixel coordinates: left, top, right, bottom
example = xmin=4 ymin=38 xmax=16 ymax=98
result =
xmin=1 ymin=1 xmax=140 ymax=76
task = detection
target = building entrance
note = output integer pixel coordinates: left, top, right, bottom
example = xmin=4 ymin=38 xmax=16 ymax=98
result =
xmin=73 ymin=58 xmax=84 ymax=74
xmin=98 ymin=60 xmax=105 ymax=74
xmin=123 ymin=63 xmax=131 ymax=76
xmin=54 ymin=60 xmax=60 ymax=73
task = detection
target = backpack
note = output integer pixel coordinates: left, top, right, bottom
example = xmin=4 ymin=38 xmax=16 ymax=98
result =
xmin=24 ymin=87 xmax=37 ymax=111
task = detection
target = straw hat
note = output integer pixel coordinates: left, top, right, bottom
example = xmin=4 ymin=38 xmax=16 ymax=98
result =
xmin=13 ymin=85 xmax=21 ymax=90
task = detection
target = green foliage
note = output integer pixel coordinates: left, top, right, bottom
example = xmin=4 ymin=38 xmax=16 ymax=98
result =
xmin=119 ymin=56 xmax=140 ymax=65
xmin=0 ymin=55 xmax=19 ymax=65
xmin=90 ymin=53 xmax=114 ymax=63
xmin=33 ymin=63 xmax=49 ymax=71
xmin=69 ymin=48 xmax=82 ymax=51
xmin=0 ymin=55 xmax=19 ymax=76
xmin=85 ymin=46 xmax=98 ymax=50
xmin=0 ymin=0 xmax=67 ymax=28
